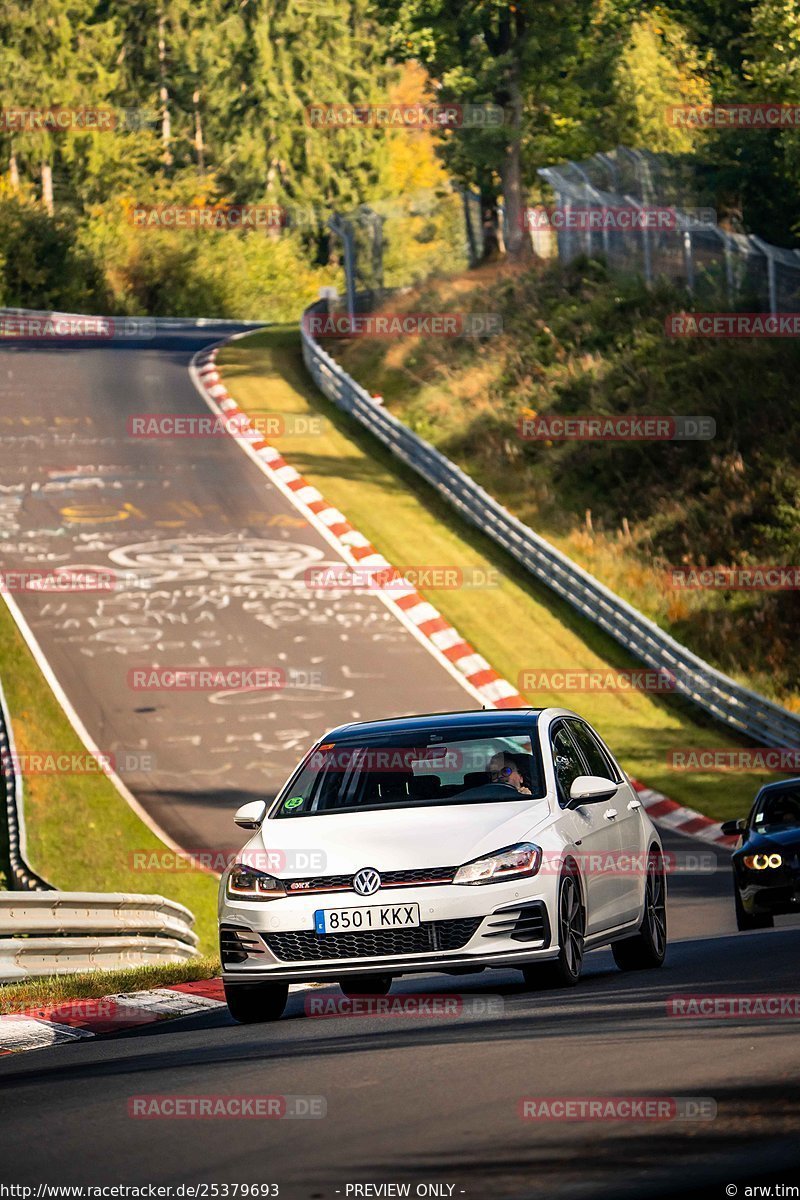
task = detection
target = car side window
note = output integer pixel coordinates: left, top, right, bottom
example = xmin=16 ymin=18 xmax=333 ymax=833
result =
xmin=568 ymin=720 xmax=619 ymax=783
xmin=550 ymin=723 xmax=585 ymax=807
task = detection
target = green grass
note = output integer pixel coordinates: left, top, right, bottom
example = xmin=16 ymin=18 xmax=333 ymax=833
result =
xmin=218 ymin=325 xmax=781 ymax=823
xmin=0 ymin=599 xmax=219 ymax=952
xmin=331 ymin=259 xmax=800 ymax=707
xmin=0 ymin=956 xmax=220 ymax=1015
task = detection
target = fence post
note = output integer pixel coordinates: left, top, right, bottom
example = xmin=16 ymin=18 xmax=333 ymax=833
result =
xmin=766 ymin=246 xmax=778 ymax=315
xmin=561 ymin=191 xmax=573 ymax=261
xmin=683 ymin=230 xmax=694 ymax=294
xmin=750 ymin=236 xmax=779 ymax=314
xmin=328 ymin=214 xmax=357 ymax=323
xmin=626 ymin=195 xmax=652 ymax=284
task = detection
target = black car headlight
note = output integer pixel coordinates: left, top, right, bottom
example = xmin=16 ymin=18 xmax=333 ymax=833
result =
xmin=226 ymin=864 xmax=287 ymax=899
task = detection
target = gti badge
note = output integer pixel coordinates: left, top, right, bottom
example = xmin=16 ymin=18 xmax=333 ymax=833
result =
xmin=353 ymin=867 xmax=381 ymax=896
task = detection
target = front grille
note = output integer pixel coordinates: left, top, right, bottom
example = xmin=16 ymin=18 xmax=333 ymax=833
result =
xmin=263 ymin=917 xmax=482 ymax=962
xmin=285 ymin=866 xmax=457 ymax=895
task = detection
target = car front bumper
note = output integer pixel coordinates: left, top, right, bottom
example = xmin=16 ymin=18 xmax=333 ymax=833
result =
xmin=219 ymin=879 xmax=558 ymax=984
xmin=739 ymin=875 xmax=800 ymax=915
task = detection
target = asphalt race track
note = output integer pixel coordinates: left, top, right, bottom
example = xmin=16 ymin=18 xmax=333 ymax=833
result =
xmin=1 ymin=826 xmax=800 ymax=1197
xmin=0 ymin=325 xmax=471 ymax=849
xmin=1 ymin=326 xmax=799 ymax=1198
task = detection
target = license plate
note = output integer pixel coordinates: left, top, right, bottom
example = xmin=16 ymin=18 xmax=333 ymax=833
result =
xmin=314 ymin=903 xmax=421 ymax=935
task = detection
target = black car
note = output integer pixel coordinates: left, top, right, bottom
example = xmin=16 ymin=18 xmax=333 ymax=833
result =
xmin=722 ymin=778 xmax=800 ymax=930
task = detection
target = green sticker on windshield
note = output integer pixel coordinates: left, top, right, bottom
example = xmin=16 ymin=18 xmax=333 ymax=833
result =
xmin=284 ymin=796 xmax=304 ymax=811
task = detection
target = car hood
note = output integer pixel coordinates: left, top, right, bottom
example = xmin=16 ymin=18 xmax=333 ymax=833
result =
xmin=245 ymin=799 xmax=554 ymax=877
xmin=739 ymin=828 xmax=800 ymax=854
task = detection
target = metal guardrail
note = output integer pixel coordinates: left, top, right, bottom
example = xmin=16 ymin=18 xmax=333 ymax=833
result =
xmin=0 ymin=676 xmax=50 ymax=890
xmin=0 ymin=892 xmax=198 ymax=941
xmin=301 ymin=297 xmax=800 ymax=750
xmin=0 ymin=893 xmax=199 ymax=982
xmin=0 ymin=936 xmax=199 ymax=983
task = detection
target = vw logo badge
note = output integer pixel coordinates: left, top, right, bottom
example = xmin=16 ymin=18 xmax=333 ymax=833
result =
xmin=353 ymin=867 xmax=381 ymax=896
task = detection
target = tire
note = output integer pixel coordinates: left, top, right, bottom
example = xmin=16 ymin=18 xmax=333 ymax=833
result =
xmin=224 ymin=980 xmax=289 ymax=1024
xmin=338 ymin=974 xmax=393 ymax=998
xmin=523 ymin=867 xmax=585 ymax=989
xmin=612 ymin=848 xmax=667 ymax=971
xmin=734 ymin=882 xmax=774 ymax=931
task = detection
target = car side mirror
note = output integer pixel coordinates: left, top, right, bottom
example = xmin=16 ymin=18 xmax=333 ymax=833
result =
xmin=568 ymin=775 xmax=619 ymax=806
xmin=234 ymin=800 xmax=267 ymax=829
xmin=720 ymin=818 xmax=746 ymax=837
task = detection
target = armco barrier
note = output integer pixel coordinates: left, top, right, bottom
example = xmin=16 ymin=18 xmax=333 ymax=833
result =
xmin=0 ymin=893 xmax=198 ymax=982
xmin=300 ymin=297 xmax=800 ymax=751
xmin=0 ymin=936 xmax=198 ymax=983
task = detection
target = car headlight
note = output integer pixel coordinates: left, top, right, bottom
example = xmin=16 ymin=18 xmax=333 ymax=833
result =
xmin=227 ymin=864 xmax=287 ymax=899
xmin=743 ymin=853 xmax=783 ymax=870
xmin=453 ymin=843 xmax=542 ymax=885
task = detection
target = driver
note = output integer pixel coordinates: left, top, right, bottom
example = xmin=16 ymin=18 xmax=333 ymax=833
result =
xmin=487 ymin=752 xmax=531 ymax=795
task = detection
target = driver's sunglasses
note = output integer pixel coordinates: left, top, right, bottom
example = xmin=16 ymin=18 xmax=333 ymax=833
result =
xmin=497 ymin=765 xmax=516 ymax=777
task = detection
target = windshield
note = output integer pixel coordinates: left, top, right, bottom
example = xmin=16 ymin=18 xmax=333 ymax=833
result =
xmin=272 ymin=727 xmax=545 ymax=817
xmin=752 ymin=785 xmax=800 ymax=833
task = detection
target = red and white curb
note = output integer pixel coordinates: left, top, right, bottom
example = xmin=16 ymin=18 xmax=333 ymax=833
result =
xmin=0 ymin=977 xmax=226 ymax=1054
xmin=630 ymin=779 xmax=736 ymax=847
xmin=190 ymin=344 xmax=737 ymax=845
xmin=191 ymin=345 xmax=525 ymax=711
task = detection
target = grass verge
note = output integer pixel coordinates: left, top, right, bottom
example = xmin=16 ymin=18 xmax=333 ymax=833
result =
xmin=0 ymin=598 xmax=218 ymax=952
xmin=332 ymin=260 xmax=800 ymax=707
xmin=218 ymin=326 xmax=782 ymax=823
xmin=0 ymin=955 xmax=220 ymax=1015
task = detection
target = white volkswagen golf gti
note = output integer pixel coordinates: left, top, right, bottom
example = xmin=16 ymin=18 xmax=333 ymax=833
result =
xmin=219 ymin=708 xmax=667 ymax=1022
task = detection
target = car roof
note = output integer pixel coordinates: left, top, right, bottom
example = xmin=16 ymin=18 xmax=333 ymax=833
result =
xmin=754 ymin=777 xmax=800 ymax=800
xmin=321 ymin=707 xmax=543 ymax=742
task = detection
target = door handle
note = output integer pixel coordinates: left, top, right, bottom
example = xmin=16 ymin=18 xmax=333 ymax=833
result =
xmin=603 ymin=808 xmax=618 ymax=821
xmin=628 ymin=799 xmax=642 ymax=811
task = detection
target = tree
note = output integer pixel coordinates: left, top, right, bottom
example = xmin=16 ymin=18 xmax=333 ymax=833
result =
xmin=0 ymin=0 xmax=120 ymax=211
xmin=370 ymin=0 xmax=597 ymax=260
xmin=614 ymin=9 xmax=712 ymax=154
